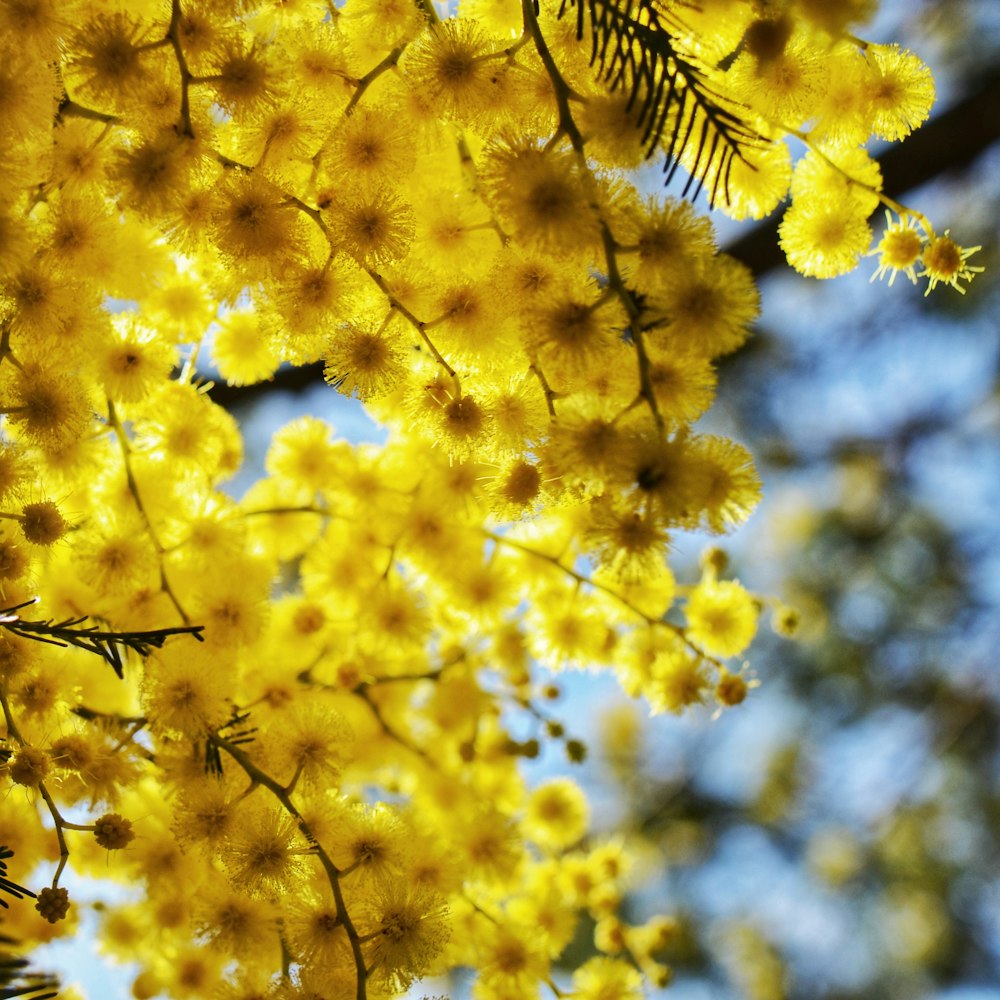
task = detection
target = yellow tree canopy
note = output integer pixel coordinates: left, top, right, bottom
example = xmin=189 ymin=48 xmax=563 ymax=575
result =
xmin=0 ymin=0 xmax=982 ymax=997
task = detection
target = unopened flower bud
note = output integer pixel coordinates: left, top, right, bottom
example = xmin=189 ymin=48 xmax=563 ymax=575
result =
xmin=35 ymin=886 xmax=70 ymax=923
xmin=94 ymin=813 xmax=135 ymax=850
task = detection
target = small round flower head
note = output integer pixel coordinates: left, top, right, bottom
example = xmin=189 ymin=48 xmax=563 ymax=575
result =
xmin=920 ymin=231 xmax=984 ymax=296
xmin=326 ymin=190 xmax=415 ymax=265
xmin=403 ymin=19 xmax=496 ymax=121
xmin=685 ymin=579 xmax=758 ymax=658
xmin=525 ymin=777 xmax=589 ymax=850
xmin=94 ymin=813 xmax=135 ymax=850
xmin=322 ymin=108 xmax=415 ymax=190
xmin=523 ymin=288 xmax=617 ymax=375
xmin=481 ymin=139 xmax=600 ymax=252
xmin=19 ymin=500 xmax=69 ymax=546
xmin=625 ymin=434 xmax=707 ymax=530
xmin=486 ymin=459 xmax=545 ymax=519
xmin=269 ymin=700 xmax=354 ymax=790
xmin=541 ymin=397 xmax=628 ymax=490
xmin=865 ymin=43 xmax=935 ymax=141
xmin=80 ymin=516 xmax=159 ymax=596
xmin=711 ymin=139 xmax=793 ymax=222
xmin=324 ymin=320 xmax=408 ymax=401
xmin=194 ymin=879 xmax=278 ymax=959
xmin=35 ymin=886 xmax=70 ymax=923
xmin=715 ymin=666 xmax=751 ymax=707
xmin=583 ymin=497 xmax=669 ymax=584
xmin=3 ymin=362 xmax=93 ymax=453
xmin=327 ymin=801 xmax=409 ymax=886
xmin=577 ymin=92 xmax=646 ymax=168
xmin=4 ymin=262 xmax=84 ymax=341
xmin=433 ymin=389 xmax=488 ymax=458
xmin=629 ymin=195 xmax=715 ymax=283
xmin=212 ymin=308 xmax=281 ymax=387
xmin=790 ymin=147 xmax=883 ymax=217
xmin=114 ymin=128 xmax=203 ymax=216
xmin=483 ymin=375 xmax=549 ymax=456
xmin=240 ymin=99 xmax=327 ymax=168
xmin=97 ymin=319 xmax=177 ymax=403
xmin=222 ymin=806 xmax=310 ymax=897
xmin=645 ymin=345 xmax=717 ymax=426
xmin=8 ymin=745 xmax=51 ymax=787
xmin=65 ymin=12 xmax=150 ymax=104
xmin=779 ymin=198 xmax=872 ymax=279
xmin=646 ymin=645 xmax=709 ymax=715
xmin=212 ymin=171 xmax=303 ymax=273
xmin=689 ymin=435 xmax=762 ymax=535
xmin=195 ymin=561 xmax=268 ymax=648
xmin=209 ymin=39 xmax=277 ymax=115
xmin=478 ymin=923 xmax=550 ymax=994
xmin=173 ymin=781 xmax=239 ymax=847
xmin=265 ymin=416 xmax=342 ymax=492
xmin=869 ymin=211 xmax=925 ymax=286
xmin=42 ymin=196 xmax=119 ymax=286
xmin=134 ymin=382 xmax=233 ymax=479
xmin=360 ymin=882 xmax=450 ymax=992
xmin=651 ymin=255 xmax=759 ymax=359
xmin=284 ymin=891 xmax=349 ymax=967
xmin=571 ymin=956 xmax=644 ymax=1000
xmin=142 ymin=646 xmax=232 ymax=736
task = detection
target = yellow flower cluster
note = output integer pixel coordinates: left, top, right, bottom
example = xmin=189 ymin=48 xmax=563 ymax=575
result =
xmin=644 ymin=1 xmax=981 ymax=290
xmin=0 ymin=0 xmax=967 ymax=997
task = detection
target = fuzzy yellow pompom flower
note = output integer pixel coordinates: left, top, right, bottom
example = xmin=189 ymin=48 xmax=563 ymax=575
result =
xmin=869 ymin=211 xmax=925 ymax=286
xmin=326 ymin=189 xmax=415 ymax=265
xmin=221 ymin=806 xmax=310 ymax=898
xmin=324 ymin=318 xmax=408 ymax=401
xmin=684 ymin=579 xmax=758 ymax=658
xmin=525 ymin=777 xmax=590 ymax=850
xmin=865 ymin=43 xmax=935 ymax=141
xmin=79 ymin=515 xmax=159 ymax=596
xmin=481 ymin=139 xmax=600 ymax=252
xmin=283 ymin=891 xmax=350 ymax=968
xmin=779 ymin=198 xmax=872 ymax=278
xmin=7 ymin=745 xmax=51 ymax=787
xmin=646 ymin=646 xmax=709 ymax=715
xmin=402 ymin=19 xmax=498 ymax=122
xmin=265 ymin=415 xmax=343 ymax=493
xmin=212 ymin=310 xmax=280 ymax=387
xmin=142 ymin=646 xmax=232 ymax=737
xmin=360 ymin=883 xmax=451 ymax=992
xmin=97 ymin=319 xmax=177 ymax=404
xmin=64 ymin=12 xmax=151 ymax=105
xmin=571 ymin=956 xmax=644 ymax=1000
xmin=920 ymin=231 xmax=984 ymax=296
xmin=19 ymin=500 xmax=68 ymax=546
xmin=790 ymin=147 xmax=883 ymax=217
xmin=212 ymin=171 xmax=304 ymax=274
xmin=267 ymin=700 xmax=354 ymax=791
xmin=689 ymin=435 xmax=762 ymax=535
xmin=1 ymin=361 xmax=93 ymax=453
xmin=194 ymin=880 xmax=278 ymax=960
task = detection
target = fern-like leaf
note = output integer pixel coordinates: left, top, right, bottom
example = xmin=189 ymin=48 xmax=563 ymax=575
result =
xmin=0 ymin=599 xmax=204 ymax=680
xmin=555 ymin=0 xmax=760 ymax=204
